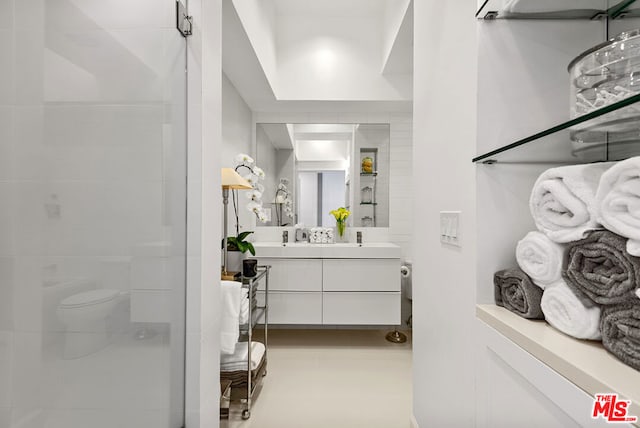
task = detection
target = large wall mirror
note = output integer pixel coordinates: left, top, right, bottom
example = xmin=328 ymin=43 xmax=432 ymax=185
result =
xmin=256 ymin=123 xmax=390 ymax=228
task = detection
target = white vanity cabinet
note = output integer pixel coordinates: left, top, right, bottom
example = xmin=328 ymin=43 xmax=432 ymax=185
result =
xmin=322 ymin=259 xmax=400 ymax=325
xmin=253 ymin=243 xmax=401 ymax=326
xmin=256 ymin=258 xmax=323 ymax=324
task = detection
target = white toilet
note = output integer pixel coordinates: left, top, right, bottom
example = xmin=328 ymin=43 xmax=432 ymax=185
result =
xmin=57 ymin=288 xmax=121 ymax=359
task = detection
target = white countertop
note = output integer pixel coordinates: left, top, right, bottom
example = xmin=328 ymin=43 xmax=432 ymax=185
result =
xmin=252 ymin=242 xmax=402 ymax=259
xmin=477 ymin=304 xmax=640 ymax=425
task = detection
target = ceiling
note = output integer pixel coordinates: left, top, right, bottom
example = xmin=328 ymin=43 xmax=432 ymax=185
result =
xmin=272 ymin=0 xmax=388 ymax=17
xmin=222 ymin=0 xmax=413 ymax=112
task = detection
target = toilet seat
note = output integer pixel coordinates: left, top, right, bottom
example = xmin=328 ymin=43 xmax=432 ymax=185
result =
xmin=60 ymin=289 xmax=119 ymax=309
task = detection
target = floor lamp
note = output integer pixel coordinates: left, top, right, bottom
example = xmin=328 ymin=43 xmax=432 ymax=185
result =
xmin=221 ymin=168 xmax=252 ymax=280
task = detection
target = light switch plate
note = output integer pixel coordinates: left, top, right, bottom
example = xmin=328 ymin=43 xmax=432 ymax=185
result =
xmin=440 ymin=211 xmax=461 ymax=246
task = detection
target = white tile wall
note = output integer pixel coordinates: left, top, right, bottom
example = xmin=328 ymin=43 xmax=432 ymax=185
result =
xmin=0 ymin=259 xmax=13 ymax=331
xmin=0 ymin=31 xmax=13 ymax=105
xmin=0 ymin=108 xmax=12 ymax=180
xmin=0 ymin=0 xmax=13 ymax=30
xmin=0 ymin=332 xmax=12 ymax=407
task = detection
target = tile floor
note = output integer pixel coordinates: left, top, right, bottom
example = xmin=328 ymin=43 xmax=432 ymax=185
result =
xmin=221 ymin=329 xmax=412 ymax=428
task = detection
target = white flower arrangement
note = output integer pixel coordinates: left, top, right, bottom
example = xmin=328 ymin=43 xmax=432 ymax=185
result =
xmin=246 ymin=189 xmax=263 ymax=201
xmin=233 ymin=153 xmax=268 ymax=227
xmin=274 ymin=177 xmax=294 ymax=225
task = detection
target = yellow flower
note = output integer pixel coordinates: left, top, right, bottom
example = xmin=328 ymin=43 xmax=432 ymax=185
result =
xmin=330 ymin=207 xmax=351 ymax=222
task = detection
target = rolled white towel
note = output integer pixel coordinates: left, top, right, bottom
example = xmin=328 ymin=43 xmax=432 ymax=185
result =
xmin=596 ymin=156 xmax=640 ymax=256
xmin=541 ymin=280 xmax=602 ymax=340
xmin=530 ymin=163 xmax=612 ymax=243
xmin=516 ymin=231 xmax=566 ymax=289
xmin=220 ymin=341 xmax=266 ymax=372
xmin=220 ymin=280 xmax=242 ymax=354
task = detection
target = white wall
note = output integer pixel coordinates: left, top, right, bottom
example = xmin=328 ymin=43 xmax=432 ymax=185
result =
xmin=230 ymin=0 xmax=278 ymax=86
xmin=297 ymin=171 xmax=319 ymax=227
xmin=254 ymin=111 xmax=413 ymax=260
xmin=255 ymin=125 xmax=278 ymax=224
xmin=185 ymin=0 xmax=223 ymax=427
xmin=382 ymin=0 xmax=412 ymax=67
xmin=222 ymin=73 xmax=254 ymax=235
xmin=321 ymin=171 xmax=346 ymax=227
xmin=412 ymin=1 xmax=478 ymax=426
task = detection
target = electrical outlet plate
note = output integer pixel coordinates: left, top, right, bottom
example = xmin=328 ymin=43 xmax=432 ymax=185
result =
xmin=440 ymin=211 xmax=461 ymax=247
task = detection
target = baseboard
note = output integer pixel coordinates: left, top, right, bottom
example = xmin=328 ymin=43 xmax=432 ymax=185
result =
xmin=410 ymin=414 xmax=419 ymax=428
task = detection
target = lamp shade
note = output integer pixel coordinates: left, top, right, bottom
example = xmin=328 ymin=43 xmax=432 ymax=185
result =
xmin=221 ymin=168 xmax=252 ymax=190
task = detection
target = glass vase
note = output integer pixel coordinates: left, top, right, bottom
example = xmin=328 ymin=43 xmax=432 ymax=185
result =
xmin=336 ymin=221 xmax=347 ymax=243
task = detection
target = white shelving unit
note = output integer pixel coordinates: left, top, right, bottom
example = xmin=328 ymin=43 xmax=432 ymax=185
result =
xmin=475 ymin=1 xmax=640 ymax=426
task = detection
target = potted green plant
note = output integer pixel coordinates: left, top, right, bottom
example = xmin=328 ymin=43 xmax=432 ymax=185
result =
xmin=222 ymin=231 xmax=256 ymax=273
xmin=225 ymin=231 xmax=256 ymax=255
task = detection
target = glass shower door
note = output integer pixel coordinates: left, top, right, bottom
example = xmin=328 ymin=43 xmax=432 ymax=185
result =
xmin=0 ymin=1 xmax=187 ymax=427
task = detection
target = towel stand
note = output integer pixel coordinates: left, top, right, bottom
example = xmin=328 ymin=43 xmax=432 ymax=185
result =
xmin=220 ymin=265 xmax=270 ymax=420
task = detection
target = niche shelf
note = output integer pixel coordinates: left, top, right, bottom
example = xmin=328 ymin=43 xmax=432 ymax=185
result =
xmin=473 ymin=92 xmax=640 ymax=164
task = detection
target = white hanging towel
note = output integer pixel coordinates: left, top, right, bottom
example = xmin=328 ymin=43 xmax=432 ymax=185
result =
xmin=220 ymin=280 xmax=242 ymax=354
xmin=220 ymin=341 xmax=266 ymax=372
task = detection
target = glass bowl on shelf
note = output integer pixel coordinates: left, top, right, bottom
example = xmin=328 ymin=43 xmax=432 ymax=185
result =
xmin=569 ymin=29 xmax=640 ymax=120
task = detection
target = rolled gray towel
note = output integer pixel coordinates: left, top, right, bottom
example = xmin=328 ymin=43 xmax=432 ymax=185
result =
xmin=494 ymin=268 xmax=544 ymax=319
xmin=564 ymin=230 xmax=640 ymax=305
xmin=601 ymin=302 xmax=640 ymax=371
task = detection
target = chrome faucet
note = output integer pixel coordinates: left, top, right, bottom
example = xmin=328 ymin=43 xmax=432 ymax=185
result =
xmin=282 ymin=230 xmax=288 ymax=246
xmin=357 ymin=231 xmax=362 ymax=246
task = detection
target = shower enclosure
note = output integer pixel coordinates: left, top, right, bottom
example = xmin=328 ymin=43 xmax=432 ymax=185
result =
xmin=0 ymin=0 xmax=188 ymax=426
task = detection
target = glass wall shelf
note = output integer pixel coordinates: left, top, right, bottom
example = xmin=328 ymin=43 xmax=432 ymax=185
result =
xmin=473 ymin=92 xmax=640 ymax=164
xmin=476 ymin=0 xmax=636 ymax=20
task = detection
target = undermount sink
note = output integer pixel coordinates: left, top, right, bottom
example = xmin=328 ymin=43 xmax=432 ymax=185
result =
xmin=252 ymin=242 xmax=401 ymax=258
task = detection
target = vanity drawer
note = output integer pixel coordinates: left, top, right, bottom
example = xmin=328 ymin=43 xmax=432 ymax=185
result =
xmin=257 ymin=291 xmax=322 ymax=325
xmin=322 ymin=292 xmax=401 ymax=325
xmin=322 ymin=259 xmax=400 ymax=292
xmin=255 ymin=258 xmax=322 ymax=292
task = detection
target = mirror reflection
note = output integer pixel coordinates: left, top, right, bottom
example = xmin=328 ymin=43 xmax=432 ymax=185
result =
xmin=256 ymin=123 xmax=390 ymax=227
